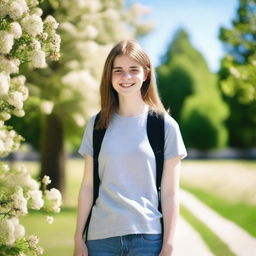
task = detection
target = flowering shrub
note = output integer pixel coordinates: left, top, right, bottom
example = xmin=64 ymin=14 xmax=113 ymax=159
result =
xmin=0 ymin=0 xmax=61 ymax=255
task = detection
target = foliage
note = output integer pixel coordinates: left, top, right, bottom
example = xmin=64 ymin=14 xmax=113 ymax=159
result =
xmin=181 ymin=95 xmax=228 ymax=149
xmin=219 ymin=0 xmax=256 ymax=104
xmin=0 ymin=0 xmax=62 ymax=255
xmin=219 ymin=0 xmax=256 ymax=148
xmin=157 ymin=29 xmax=229 ymax=150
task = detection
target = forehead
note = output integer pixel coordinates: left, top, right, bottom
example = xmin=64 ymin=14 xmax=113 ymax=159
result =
xmin=113 ymin=55 xmax=142 ymax=68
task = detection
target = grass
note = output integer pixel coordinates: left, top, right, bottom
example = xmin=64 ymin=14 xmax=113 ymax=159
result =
xmin=180 ymin=205 xmax=236 ymax=256
xmin=181 ymin=183 xmax=256 ymax=237
xmin=20 ymin=208 xmax=76 ymax=256
xmin=9 ymin=159 xmax=256 ymax=255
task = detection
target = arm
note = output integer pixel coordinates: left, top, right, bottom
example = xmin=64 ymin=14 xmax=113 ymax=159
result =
xmin=159 ymin=156 xmax=181 ymax=256
xmin=73 ymin=155 xmax=94 ymax=256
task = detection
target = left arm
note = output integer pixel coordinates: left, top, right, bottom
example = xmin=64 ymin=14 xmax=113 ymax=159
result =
xmin=159 ymin=156 xmax=181 ymax=256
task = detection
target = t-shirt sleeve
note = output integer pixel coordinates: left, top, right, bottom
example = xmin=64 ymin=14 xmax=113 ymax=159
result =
xmin=164 ymin=113 xmax=187 ymax=160
xmin=78 ymin=115 xmax=96 ymax=157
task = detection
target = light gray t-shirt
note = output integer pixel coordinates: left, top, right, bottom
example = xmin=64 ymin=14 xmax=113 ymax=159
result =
xmin=78 ymin=107 xmax=187 ymax=240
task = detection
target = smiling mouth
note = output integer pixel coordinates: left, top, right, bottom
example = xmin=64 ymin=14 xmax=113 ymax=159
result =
xmin=119 ymin=83 xmax=135 ymax=88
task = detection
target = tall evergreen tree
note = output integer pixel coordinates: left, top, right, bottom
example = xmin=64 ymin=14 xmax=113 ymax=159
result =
xmin=157 ymin=29 xmax=228 ymax=150
xmin=219 ymin=0 xmax=256 ymax=148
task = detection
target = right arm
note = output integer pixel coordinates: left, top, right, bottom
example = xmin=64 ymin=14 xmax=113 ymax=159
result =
xmin=73 ymin=155 xmax=94 ymax=256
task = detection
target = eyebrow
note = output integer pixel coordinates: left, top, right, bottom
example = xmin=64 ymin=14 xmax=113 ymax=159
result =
xmin=113 ymin=66 xmax=140 ymax=69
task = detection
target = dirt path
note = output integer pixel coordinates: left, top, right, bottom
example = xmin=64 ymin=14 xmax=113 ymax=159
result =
xmin=180 ymin=189 xmax=256 ymax=256
xmin=174 ymin=216 xmax=214 ymax=256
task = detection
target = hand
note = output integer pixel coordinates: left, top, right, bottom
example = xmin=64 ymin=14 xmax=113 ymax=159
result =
xmin=159 ymin=244 xmax=173 ymax=256
xmin=73 ymin=238 xmax=88 ymax=256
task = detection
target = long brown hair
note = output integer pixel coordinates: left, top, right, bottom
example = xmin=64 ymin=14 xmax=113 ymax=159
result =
xmin=97 ymin=39 xmax=166 ymax=129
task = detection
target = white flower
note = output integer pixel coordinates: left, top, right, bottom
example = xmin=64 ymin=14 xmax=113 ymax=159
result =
xmin=44 ymin=15 xmax=59 ymax=30
xmin=9 ymin=22 xmax=22 ymax=39
xmin=14 ymin=221 xmax=25 ymax=240
xmin=44 ymin=188 xmax=62 ymax=213
xmin=0 ymin=218 xmax=15 ymax=245
xmin=0 ymin=56 xmax=20 ymax=74
xmin=10 ymin=75 xmax=26 ymax=89
xmin=85 ymin=25 xmax=98 ymax=39
xmin=104 ymin=8 xmax=120 ymax=20
xmin=11 ymin=187 xmax=28 ymax=215
xmin=50 ymin=34 xmax=61 ymax=52
xmin=31 ymin=7 xmax=43 ymax=16
xmin=35 ymin=246 xmax=44 ymax=255
xmin=40 ymin=32 xmax=48 ymax=40
xmin=6 ymin=91 xmax=24 ymax=109
xmin=73 ymin=114 xmax=85 ymax=127
xmin=19 ymin=85 xmax=29 ymax=101
xmin=21 ymin=14 xmax=43 ymax=36
xmin=0 ymin=140 xmax=5 ymax=154
xmin=5 ymin=137 xmax=14 ymax=151
xmin=13 ymin=109 xmax=25 ymax=117
xmin=31 ymin=39 xmax=41 ymax=50
xmin=46 ymin=216 xmax=54 ymax=224
xmin=0 ymin=112 xmax=11 ymax=121
xmin=27 ymin=190 xmax=44 ymax=210
xmin=42 ymin=175 xmax=51 ymax=185
xmin=16 ymin=0 xmax=28 ymax=12
xmin=0 ymin=72 xmax=10 ymax=96
xmin=31 ymin=50 xmax=47 ymax=68
xmin=9 ymin=2 xmax=24 ymax=20
xmin=8 ymin=166 xmax=40 ymax=190
xmin=27 ymin=235 xmax=39 ymax=249
xmin=40 ymin=100 xmax=54 ymax=114
xmin=0 ymin=31 xmax=14 ymax=54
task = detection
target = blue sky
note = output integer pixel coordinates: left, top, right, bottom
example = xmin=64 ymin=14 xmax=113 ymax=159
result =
xmin=127 ymin=0 xmax=238 ymax=72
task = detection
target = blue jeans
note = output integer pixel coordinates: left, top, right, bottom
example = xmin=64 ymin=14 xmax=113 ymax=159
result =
xmin=86 ymin=234 xmax=162 ymax=256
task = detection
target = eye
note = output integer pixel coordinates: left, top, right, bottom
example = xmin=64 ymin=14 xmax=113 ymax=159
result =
xmin=131 ymin=69 xmax=139 ymax=73
xmin=113 ymin=69 xmax=122 ymax=73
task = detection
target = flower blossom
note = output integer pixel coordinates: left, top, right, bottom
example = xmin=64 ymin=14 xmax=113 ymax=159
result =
xmin=0 ymin=31 xmax=14 ymax=54
xmin=21 ymin=14 xmax=43 ymax=36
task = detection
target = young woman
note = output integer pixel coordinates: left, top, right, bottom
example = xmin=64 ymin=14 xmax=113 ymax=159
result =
xmin=73 ymin=40 xmax=187 ymax=256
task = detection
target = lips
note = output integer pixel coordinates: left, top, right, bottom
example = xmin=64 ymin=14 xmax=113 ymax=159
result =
xmin=119 ymin=83 xmax=135 ymax=88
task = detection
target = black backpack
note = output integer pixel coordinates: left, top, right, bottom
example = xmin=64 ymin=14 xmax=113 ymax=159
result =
xmin=83 ymin=108 xmax=165 ymax=240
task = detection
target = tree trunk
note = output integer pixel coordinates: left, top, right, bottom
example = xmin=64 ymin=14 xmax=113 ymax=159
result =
xmin=40 ymin=113 xmax=66 ymax=198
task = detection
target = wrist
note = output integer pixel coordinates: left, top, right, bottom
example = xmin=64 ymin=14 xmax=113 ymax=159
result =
xmin=74 ymin=232 xmax=83 ymax=241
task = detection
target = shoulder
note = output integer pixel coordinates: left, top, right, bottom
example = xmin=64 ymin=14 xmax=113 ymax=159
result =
xmin=163 ymin=112 xmax=179 ymax=128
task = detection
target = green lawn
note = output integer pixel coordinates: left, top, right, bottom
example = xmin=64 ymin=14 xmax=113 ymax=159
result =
xmin=20 ymin=208 xmax=76 ymax=256
xmin=12 ymin=159 xmax=256 ymax=255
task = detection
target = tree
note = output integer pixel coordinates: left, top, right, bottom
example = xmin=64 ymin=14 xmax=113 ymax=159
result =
xmin=157 ymin=29 xmax=229 ymax=150
xmin=219 ymin=0 xmax=256 ymax=148
xmin=8 ymin=0 xmax=153 ymax=196
xmin=0 ymin=0 xmax=61 ymax=255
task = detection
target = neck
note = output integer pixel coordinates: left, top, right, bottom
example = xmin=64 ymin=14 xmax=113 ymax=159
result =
xmin=117 ymin=97 xmax=148 ymax=117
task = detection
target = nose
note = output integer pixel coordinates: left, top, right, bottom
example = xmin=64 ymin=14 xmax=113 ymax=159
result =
xmin=121 ymin=71 xmax=132 ymax=79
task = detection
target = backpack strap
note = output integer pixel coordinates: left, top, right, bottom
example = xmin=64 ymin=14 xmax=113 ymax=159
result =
xmin=83 ymin=111 xmax=106 ymax=240
xmin=146 ymin=109 xmax=165 ymax=233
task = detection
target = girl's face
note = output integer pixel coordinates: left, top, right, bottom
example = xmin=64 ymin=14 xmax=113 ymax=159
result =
xmin=111 ymin=55 xmax=148 ymax=99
